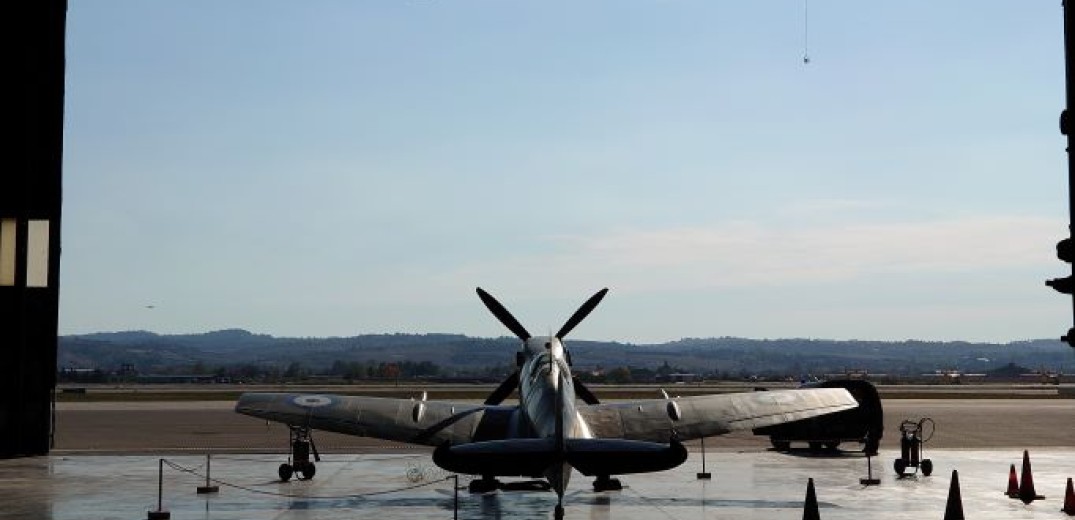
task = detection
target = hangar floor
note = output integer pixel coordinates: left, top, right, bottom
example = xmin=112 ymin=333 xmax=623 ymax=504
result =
xmin=1 ymin=449 xmax=1071 ymax=519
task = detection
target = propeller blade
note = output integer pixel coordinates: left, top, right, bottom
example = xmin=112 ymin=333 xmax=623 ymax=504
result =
xmin=556 ymin=288 xmax=609 ymax=339
xmin=476 ymin=288 xmax=531 ymax=340
xmin=573 ymin=376 xmax=600 ymax=405
xmin=484 ymin=371 xmax=521 ymax=405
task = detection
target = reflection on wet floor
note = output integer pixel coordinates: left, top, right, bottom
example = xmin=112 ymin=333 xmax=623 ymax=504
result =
xmin=0 ymin=450 xmax=1071 ymax=519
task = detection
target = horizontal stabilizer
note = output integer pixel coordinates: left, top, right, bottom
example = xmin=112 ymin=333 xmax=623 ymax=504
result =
xmin=432 ymin=437 xmax=687 ymax=477
xmin=566 ymin=437 xmax=687 ymax=476
xmin=433 ymin=438 xmax=557 ymax=477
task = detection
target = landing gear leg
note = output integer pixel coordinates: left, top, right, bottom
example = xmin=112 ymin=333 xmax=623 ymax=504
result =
xmin=282 ymin=424 xmax=319 ymax=481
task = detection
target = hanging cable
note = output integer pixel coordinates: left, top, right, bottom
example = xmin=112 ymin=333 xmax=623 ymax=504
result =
xmin=161 ymin=458 xmax=452 ymax=500
xmin=803 ymin=0 xmax=810 ymax=64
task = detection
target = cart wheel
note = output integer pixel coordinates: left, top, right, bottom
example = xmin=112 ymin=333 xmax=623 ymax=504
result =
xmin=921 ymin=459 xmax=933 ymax=477
xmin=299 ymin=462 xmax=316 ymax=480
xmin=893 ymin=459 xmax=907 ymax=477
xmin=278 ymin=463 xmax=294 ymax=482
xmin=770 ymin=439 xmax=791 ymax=451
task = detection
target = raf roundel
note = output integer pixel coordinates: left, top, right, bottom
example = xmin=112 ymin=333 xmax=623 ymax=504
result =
xmin=291 ymin=395 xmax=334 ymax=408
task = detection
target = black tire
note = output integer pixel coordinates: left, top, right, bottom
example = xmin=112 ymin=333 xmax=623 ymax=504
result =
xmin=593 ymin=477 xmax=623 ymax=492
xmin=771 ymin=439 xmax=791 ymax=451
xmin=468 ymin=478 xmax=497 ymax=493
xmin=278 ymin=463 xmax=293 ymax=482
xmin=299 ymin=462 xmax=316 ymax=480
xmin=808 ymin=442 xmax=823 ymax=452
xmin=921 ymin=459 xmax=933 ymax=477
xmin=824 ymin=441 xmax=840 ymax=451
xmin=893 ymin=459 xmax=907 ymax=477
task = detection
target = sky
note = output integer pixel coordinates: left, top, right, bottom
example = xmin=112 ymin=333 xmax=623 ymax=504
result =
xmin=61 ymin=1 xmax=1072 ymax=344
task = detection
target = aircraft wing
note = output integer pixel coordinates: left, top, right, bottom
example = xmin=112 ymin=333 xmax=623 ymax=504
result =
xmin=578 ymin=387 xmax=857 ymax=442
xmin=235 ymin=392 xmax=511 ymax=446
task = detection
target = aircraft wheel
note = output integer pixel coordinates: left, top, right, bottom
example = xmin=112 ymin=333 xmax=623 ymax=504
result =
xmin=593 ymin=477 xmax=622 ymax=492
xmin=893 ymin=459 xmax=907 ymax=477
xmin=468 ymin=478 xmax=498 ymax=493
xmin=920 ymin=459 xmax=933 ymax=477
xmin=808 ymin=442 xmax=823 ymax=452
xmin=770 ymin=439 xmax=791 ymax=451
xmin=299 ymin=462 xmax=316 ymax=480
xmin=278 ymin=463 xmax=294 ymax=482
xmin=824 ymin=441 xmax=840 ymax=451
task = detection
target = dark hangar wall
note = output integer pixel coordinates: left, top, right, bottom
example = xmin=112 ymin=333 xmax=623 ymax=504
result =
xmin=0 ymin=0 xmax=66 ymax=458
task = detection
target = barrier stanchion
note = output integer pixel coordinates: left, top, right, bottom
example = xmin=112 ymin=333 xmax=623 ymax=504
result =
xmin=696 ymin=437 xmax=711 ymax=479
xmin=147 ymin=458 xmax=171 ymax=520
xmin=197 ymin=453 xmax=220 ymax=494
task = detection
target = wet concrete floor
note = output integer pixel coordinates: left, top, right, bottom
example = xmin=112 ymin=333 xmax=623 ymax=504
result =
xmin=0 ymin=449 xmax=1071 ymax=519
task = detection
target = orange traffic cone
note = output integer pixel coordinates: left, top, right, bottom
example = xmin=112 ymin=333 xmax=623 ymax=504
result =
xmin=1018 ymin=450 xmax=1046 ymax=504
xmin=1062 ymin=477 xmax=1075 ymax=516
xmin=1006 ymin=463 xmax=1019 ymax=498
xmin=803 ymin=478 xmax=820 ymax=520
xmin=944 ymin=470 xmax=965 ymax=520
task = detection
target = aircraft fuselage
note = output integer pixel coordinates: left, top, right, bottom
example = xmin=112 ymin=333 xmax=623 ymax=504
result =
xmin=516 ymin=336 xmax=589 ymax=495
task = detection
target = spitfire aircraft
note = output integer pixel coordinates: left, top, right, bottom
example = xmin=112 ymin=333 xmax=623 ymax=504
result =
xmin=235 ymin=288 xmax=858 ymax=517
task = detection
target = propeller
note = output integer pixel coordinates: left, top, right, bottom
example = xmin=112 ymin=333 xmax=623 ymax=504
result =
xmin=573 ymin=375 xmax=600 ymax=405
xmin=476 ymin=287 xmax=609 ymax=406
xmin=476 ymin=287 xmax=531 ymax=340
xmin=484 ymin=371 xmax=520 ymax=405
xmin=557 ymin=288 xmax=608 ymax=405
xmin=556 ymin=288 xmax=608 ymax=339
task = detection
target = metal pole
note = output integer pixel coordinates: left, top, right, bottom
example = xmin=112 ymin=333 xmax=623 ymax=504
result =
xmin=197 ymin=452 xmax=219 ymax=493
xmin=701 ymin=437 xmax=706 ymax=473
xmin=158 ymin=458 xmax=164 ymax=511
xmin=147 ymin=459 xmax=171 ymax=519
xmin=696 ymin=437 xmax=711 ymax=479
xmin=453 ymin=474 xmax=459 ymax=520
xmin=1063 ymin=1 xmax=1075 ymax=342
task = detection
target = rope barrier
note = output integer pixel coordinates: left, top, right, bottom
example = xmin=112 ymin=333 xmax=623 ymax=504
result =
xmin=206 ymin=454 xmax=423 ymax=463
xmin=161 ymin=458 xmax=453 ymax=500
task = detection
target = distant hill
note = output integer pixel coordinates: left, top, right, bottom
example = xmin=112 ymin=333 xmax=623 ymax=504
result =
xmin=58 ymin=330 xmax=1075 ymax=378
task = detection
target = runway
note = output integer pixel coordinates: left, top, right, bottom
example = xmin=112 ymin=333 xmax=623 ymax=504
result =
xmin=52 ymin=398 xmax=1075 ymax=453
xmin=2 ymin=450 xmax=1071 ymax=519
